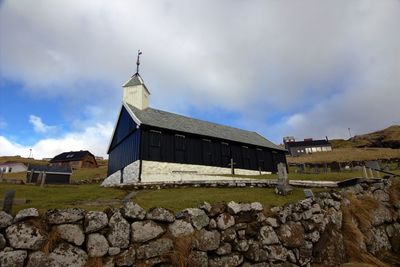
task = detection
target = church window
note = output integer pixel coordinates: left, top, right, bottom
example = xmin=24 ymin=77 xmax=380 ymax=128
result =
xmin=150 ymin=130 xmax=161 ymax=147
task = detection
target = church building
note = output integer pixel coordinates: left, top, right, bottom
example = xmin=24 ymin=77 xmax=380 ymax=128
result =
xmin=102 ymin=55 xmax=287 ymax=186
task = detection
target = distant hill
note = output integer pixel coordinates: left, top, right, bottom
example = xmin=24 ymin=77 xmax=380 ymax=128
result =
xmin=287 ymin=147 xmax=400 ymax=164
xmin=331 ymin=125 xmax=400 ymax=149
xmin=0 ymin=156 xmax=48 ymax=166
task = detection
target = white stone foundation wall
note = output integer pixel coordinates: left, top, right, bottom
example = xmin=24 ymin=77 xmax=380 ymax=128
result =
xmin=101 ymin=161 xmax=140 ymax=187
xmin=102 ymin=160 xmax=272 ymax=186
xmin=101 ymin=170 xmax=121 ymax=187
xmin=123 ymin=160 xmax=140 ymax=183
xmin=141 ymin=160 xmax=271 ymax=183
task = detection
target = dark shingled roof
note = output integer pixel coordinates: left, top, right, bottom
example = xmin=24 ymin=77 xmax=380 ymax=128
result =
xmin=28 ymin=165 xmax=72 ymax=173
xmin=50 ymin=150 xmax=94 ymax=163
xmin=126 ymin=104 xmax=284 ymax=151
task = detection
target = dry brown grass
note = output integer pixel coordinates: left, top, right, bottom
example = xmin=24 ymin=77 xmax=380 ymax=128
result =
xmin=342 ymin=193 xmax=379 ymax=231
xmin=388 ymin=178 xmax=400 ymax=206
xmin=168 ymin=235 xmax=195 ymax=267
xmin=84 ymin=257 xmax=103 ymax=267
xmin=340 ymin=263 xmax=378 ymax=267
xmin=0 ymin=156 xmax=48 ymax=165
xmin=341 ymin=193 xmax=389 ymax=267
xmin=287 ymin=147 xmax=400 ymax=164
xmin=41 ymin=226 xmax=60 ymax=255
xmin=2 ymin=171 xmax=27 ymax=181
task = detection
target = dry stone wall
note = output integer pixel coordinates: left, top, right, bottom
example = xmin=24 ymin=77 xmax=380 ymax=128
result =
xmin=0 ymin=178 xmax=399 ymax=267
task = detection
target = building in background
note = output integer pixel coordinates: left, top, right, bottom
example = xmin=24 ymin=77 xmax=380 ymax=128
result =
xmin=27 ymin=165 xmax=72 ymax=184
xmin=0 ymin=161 xmax=28 ymax=173
xmin=283 ymin=137 xmax=332 ymax=156
xmin=0 ymin=162 xmax=27 ymax=173
xmin=49 ymin=150 xmax=98 ymax=169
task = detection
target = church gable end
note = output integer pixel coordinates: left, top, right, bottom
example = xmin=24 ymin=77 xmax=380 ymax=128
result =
xmin=109 ymin=106 xmax=138 ymax=152
xmin=107 ymin=106 xmax=141 ymax=176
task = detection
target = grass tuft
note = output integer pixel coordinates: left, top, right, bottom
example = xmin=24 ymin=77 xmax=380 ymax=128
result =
xmin=84 ymin=257 xmax=103 ymax=267
xmin=388 ymin=178 xmax=400 ymax=206
xmin=341 ymin=193 xmax=389 ymax=267
xmin=168 ymin=235 xmax=194 ymax=267
xmin=41 ymin=226 xmax=60 ymax=255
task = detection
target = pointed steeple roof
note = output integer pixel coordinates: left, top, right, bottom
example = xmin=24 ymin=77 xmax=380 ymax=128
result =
xmin=123 ymin=73 xmax=144 ymax=87
xmin=122 ymin=73 xmax=150 ymax=94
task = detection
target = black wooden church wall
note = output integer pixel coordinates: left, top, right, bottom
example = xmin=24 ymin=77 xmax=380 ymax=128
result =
xmin=140 ymin=126 xmax=286 ymax=173
xmin=108 ymin=107 xmax=287 ymax=176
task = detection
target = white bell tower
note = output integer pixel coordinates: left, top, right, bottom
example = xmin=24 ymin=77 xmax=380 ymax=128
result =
xmin=122 ymin=50 xmax=150 ymax=110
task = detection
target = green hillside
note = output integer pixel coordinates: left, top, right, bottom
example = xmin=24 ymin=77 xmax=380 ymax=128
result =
xmin=331 ymin=125 xmax=400 ymax=149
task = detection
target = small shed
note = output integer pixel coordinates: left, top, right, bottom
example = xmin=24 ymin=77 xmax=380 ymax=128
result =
xmin=0 ymin=162 xmax=28 ymax=173
xmin=27 ymin=165 xmax=72 ymax=184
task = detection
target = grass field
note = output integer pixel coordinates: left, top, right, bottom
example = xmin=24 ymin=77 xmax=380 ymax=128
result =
xmin=2 ymin=166 xmax=108 ymax=182
xmin=0 ymin=156 xmax=48 ymax=165
xmin=0 ymin=184 xmax=127 ymax=214
xmin=1 ymin=152 xmax=398 ymax=214
xmin=70 ymin=166 xmax=108 ymax=181
xmin=133 ymin=187 xmax=327 ymax=212
xmin=0 ymin=182 xmax=328 ymax=214
xmin=0 ymin=156 xmax=108 ymax=182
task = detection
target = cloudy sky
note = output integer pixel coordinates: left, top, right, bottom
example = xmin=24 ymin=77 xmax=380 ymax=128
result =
xmin=0 ymin=0 xmax=399 ymax=159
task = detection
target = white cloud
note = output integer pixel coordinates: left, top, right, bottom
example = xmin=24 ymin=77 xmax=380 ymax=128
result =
xmin=0 ymin=0 xmax=399 ymax=142
xmin=29 ymin=115 xmax=56 ymax=134
xmin=0 ymin=122 xmax=113 ymax=159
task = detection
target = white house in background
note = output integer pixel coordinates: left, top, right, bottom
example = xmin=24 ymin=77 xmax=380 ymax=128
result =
xmin=0 ymin=162 xmax=28 ymax=173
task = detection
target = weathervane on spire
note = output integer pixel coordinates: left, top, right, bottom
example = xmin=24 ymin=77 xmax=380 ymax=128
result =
xmin=136 ymin=49 xmax=142 ymax=74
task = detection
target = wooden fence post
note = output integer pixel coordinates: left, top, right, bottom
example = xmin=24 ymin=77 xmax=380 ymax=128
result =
xmin=40 ymin=171 xmax=47 ymax=187
xmin=28 ymin=170 xmax=34 ymax=183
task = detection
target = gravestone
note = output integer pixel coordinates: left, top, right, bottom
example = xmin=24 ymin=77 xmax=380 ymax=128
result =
xmin=3 ymin=189 xmax=16 ymax=214
xmin=365 ymin=161 xmax=381 ymax=170
xmin=362 ymin=166 xmax=369 ymax=179
xmin=365 ymin=160 xmax=381 ymax=178
xmin=304 ymin=189 xmax=314 ymax=199
xmin=323 ymin=163 xmax=328 ymax=173
xmin=330 ymin=162 xmax=341 ymax=172
xmin=352 ymin=166 xmax=363 ymax=172
xmin=297 ymin=164 xmax=306 ymax=173
xmin=275 ymin=163 xmax=292 ymax=195
xmin=383 ymin=165 xmax=390 ymax=172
